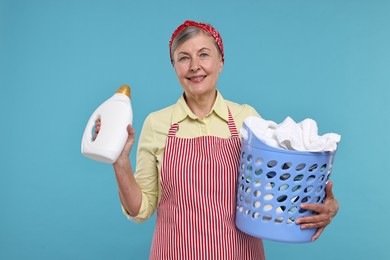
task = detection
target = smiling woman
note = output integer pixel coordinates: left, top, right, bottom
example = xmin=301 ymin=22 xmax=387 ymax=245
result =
xmin=103 ymin=20 xmax=339 ymax=260
xmin=168 ymin=22 xmax=225 ymax=118
xmin=172 ymin=32 xmax=223 ymax=117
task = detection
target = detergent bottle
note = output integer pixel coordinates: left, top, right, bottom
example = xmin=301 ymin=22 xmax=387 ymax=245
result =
xmin=81 ymin=84 xmax=133 ymax=163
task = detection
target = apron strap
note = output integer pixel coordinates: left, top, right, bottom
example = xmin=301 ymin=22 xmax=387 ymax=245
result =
xmin=227 ymin=107 xmax=239 ymax=138
xmin=167 ymin=123 xmax=179 ymax=137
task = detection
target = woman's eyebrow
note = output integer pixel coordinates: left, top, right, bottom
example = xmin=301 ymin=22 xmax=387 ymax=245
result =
xmin=177 ymin=51 xmax=190 ymax=56
xmin=177 ymin=47 xmax=211 ymax=56
xmin=198 ymin=47 xmax=211 ymax=52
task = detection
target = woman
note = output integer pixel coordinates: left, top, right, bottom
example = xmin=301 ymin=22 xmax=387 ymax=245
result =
xmin=109 ymin=20 xmax=338 ymax=259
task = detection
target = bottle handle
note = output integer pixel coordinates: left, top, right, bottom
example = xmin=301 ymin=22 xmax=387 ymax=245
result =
xmin=84 ymin=112 xmax=101 ymax=144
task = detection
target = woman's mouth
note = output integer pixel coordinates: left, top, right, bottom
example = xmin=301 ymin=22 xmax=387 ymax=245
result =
xmin=187 ymin=75 xmax=207 ymax=83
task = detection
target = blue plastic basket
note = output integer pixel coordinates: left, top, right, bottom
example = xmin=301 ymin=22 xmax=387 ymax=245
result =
xmin=235 ymin=122 xmax=337 ymax=243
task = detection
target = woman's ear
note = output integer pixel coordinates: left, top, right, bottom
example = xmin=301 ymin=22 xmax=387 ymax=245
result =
xmin=218 ymin=59 xmax=223 ymax=73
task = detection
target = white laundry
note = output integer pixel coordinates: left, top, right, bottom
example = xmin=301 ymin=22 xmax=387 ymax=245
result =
xmin=241 ymin=116 xmax=341 ymax=152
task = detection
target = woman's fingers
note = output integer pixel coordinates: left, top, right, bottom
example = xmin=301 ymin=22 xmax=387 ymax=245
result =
xmin=92 ymin=119 xmax=101 ymax=141
xmin=295 ymin=181 xmax=339 ymax=241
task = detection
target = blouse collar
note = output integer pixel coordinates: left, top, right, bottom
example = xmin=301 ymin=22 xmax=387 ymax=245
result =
xmin=172 ymin=90 xmax=229 ymax=124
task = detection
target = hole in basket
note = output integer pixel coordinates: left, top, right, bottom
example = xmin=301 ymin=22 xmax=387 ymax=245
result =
xmin=246 ymin=177 xmax=252 ymax=184
xmin=287 ymin=217 xmax=295 ymax=224
xmin=245 ymin=187 xmax=252 ymax=194
xmin=304 ymin=185 xmax=314 ymax=193
xmin=240 ymin=174 xmax=244 ymax=181
xmin=292 ymin=185 xmax=302 ymax=193
xmin=316 ymin=186 xmax=323 ymax=194
xmin=267 ymin=160 xmax=278 ymax=168
xmin=281 ymin=162 xmax=292 ymax=170
xmin=255 ymin=157 xmax=264 ymax=165
xmin=308 ymin=164 xmax=318 ymax=172
xmin=299 ymin=208 xmax=307 ymax=214
xmin=277 ymin=195 xmax=288 ymax=202
xmin=247 ymin=154 xmax=253 ymax=162
xmin=264 ymin=193 xmax=274 ymax=201
xmin=245 ymin=198 xmax=251 ymax=204
xmin=291 ymin=196 xmax=300 ymax=203
xmin=296 ymin=163 xmax=306 ymax=171
xmin=253 ymin=201 xmax=261 ymax=208
xmin=241 ymin=151 xmax=245 ymax=159
xmin=255 ymin=168 xmax=263 ymax=176
xmin=263 ymin=204 xmax=273 ymax=211
xmin=275 ymin=207 xmax=284 ymax=214
xmin=265 ymin=182 xmax=275 ymax=190
xmin=274 ymin=217 xmax=284 ymax=224
xmin=246 ymin=166 xmax=253 ymax=173
xmin=254 ymin=180 xmax=262 ymax=186
xmin=306 ymin=175 xmax=316 ymax=183
xmin=280 ymin=173 xmax=291 ymax=181
xmin=266 ymin=171 xmax=277 ymax=179
xmin=294 ymin=174 xmax=304 ymax=182
xmin=301 ymin=196 xmax=311 ymax=203
xmin=320 ymin=164 xmax=327 ymax=172
xmin=238 ymin=206 xmax=243 ymax=212
xmin=239 ymin=184 xmax=244 ymax=191
xmin=244 ymin=209 xmax=251 ymax=215
xmin=314 ymin=196 xmax=321 ymax=203
xmin=240 ymin=163 xmax=245 ymax=170
xmin=252 ymin=212 xmax=261 ymax=219
xmin=254 ymin=190 xmax=262 ymax=197
xmin=288 ymin=206 xmax=298 ymax=214
xmin=318 ymin=174 xmax=326 ymax=183
xmin=239 ymin=195 xmax=243 ymax=202
xmin=262 ymin=215 xmax=272 ymax=222
xmin=278 ymin=184 xmax=289 ymax=191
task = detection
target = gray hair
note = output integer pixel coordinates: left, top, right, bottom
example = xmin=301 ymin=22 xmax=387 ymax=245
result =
xmin=170 ymin=26 xmax=221 ymax=64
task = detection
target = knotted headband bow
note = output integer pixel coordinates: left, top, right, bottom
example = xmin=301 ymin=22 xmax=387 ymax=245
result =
xmin=169 ymin=20 xmax=224 ymax=64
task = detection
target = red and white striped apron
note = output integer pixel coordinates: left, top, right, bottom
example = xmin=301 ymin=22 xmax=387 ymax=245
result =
xmin=150 ymin=109 xmax=265 ymax=259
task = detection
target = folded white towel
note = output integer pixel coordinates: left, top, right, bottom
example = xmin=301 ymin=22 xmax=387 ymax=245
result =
xmin=242 ymin=116 xmax=341 ymax=152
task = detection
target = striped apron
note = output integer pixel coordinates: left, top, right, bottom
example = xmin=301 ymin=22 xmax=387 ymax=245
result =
xmin=150 ymin=109 xmax=265 ymax=259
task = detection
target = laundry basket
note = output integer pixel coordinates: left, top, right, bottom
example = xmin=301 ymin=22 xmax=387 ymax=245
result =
xmin=235 ymin=122 xmax=337 ymax=243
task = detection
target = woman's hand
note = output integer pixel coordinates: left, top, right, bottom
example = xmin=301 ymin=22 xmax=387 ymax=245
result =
xmin=296 ymin=181 xmax=339 ymax=241
xmin=113 ymin=124 xmax=136 ymax=168
xmin=92 ymin=119 xmax=135 ymax=167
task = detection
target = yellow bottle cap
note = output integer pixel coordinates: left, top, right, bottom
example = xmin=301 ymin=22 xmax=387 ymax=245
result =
xmin=115 ymin=84 xmax=131 ymax=98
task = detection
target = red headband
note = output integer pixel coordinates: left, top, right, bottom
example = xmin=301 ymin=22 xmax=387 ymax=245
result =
xmin=169 ymin=20 xmax=224 ymax=64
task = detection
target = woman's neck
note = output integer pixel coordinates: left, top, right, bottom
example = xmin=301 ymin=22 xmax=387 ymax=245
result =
xmin=184 ymin=90 xmax=217 ymax=118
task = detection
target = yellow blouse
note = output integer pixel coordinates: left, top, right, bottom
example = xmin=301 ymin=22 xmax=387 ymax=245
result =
xmin=124 ymin=90 xmax=260 ymax=223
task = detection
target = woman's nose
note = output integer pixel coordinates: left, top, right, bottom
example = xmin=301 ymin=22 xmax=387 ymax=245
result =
xmin=190 ymin=59 xmax=200 ymax=72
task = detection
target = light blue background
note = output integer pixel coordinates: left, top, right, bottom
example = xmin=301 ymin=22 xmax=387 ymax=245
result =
xmin=1 ymin=0 xmax=389 ymax=259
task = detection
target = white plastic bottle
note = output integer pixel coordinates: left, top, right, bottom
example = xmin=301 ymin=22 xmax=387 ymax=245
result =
xmin=81 ymin=84 xmax=133 ymax=163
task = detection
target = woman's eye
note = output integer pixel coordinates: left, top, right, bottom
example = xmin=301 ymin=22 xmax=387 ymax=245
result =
xmin=200 ymin=52 xmax=209 ymax=57
xmin=179 ymin=56 xmax=189 ymax=62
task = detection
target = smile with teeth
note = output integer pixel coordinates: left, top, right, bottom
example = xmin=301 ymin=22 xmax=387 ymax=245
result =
xmin=187 ymin=75 xmax=207 ymax=82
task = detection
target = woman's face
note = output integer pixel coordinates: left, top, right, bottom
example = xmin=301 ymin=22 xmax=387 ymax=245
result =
xmin=173 ymin=32 xmax=223 ymax=99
